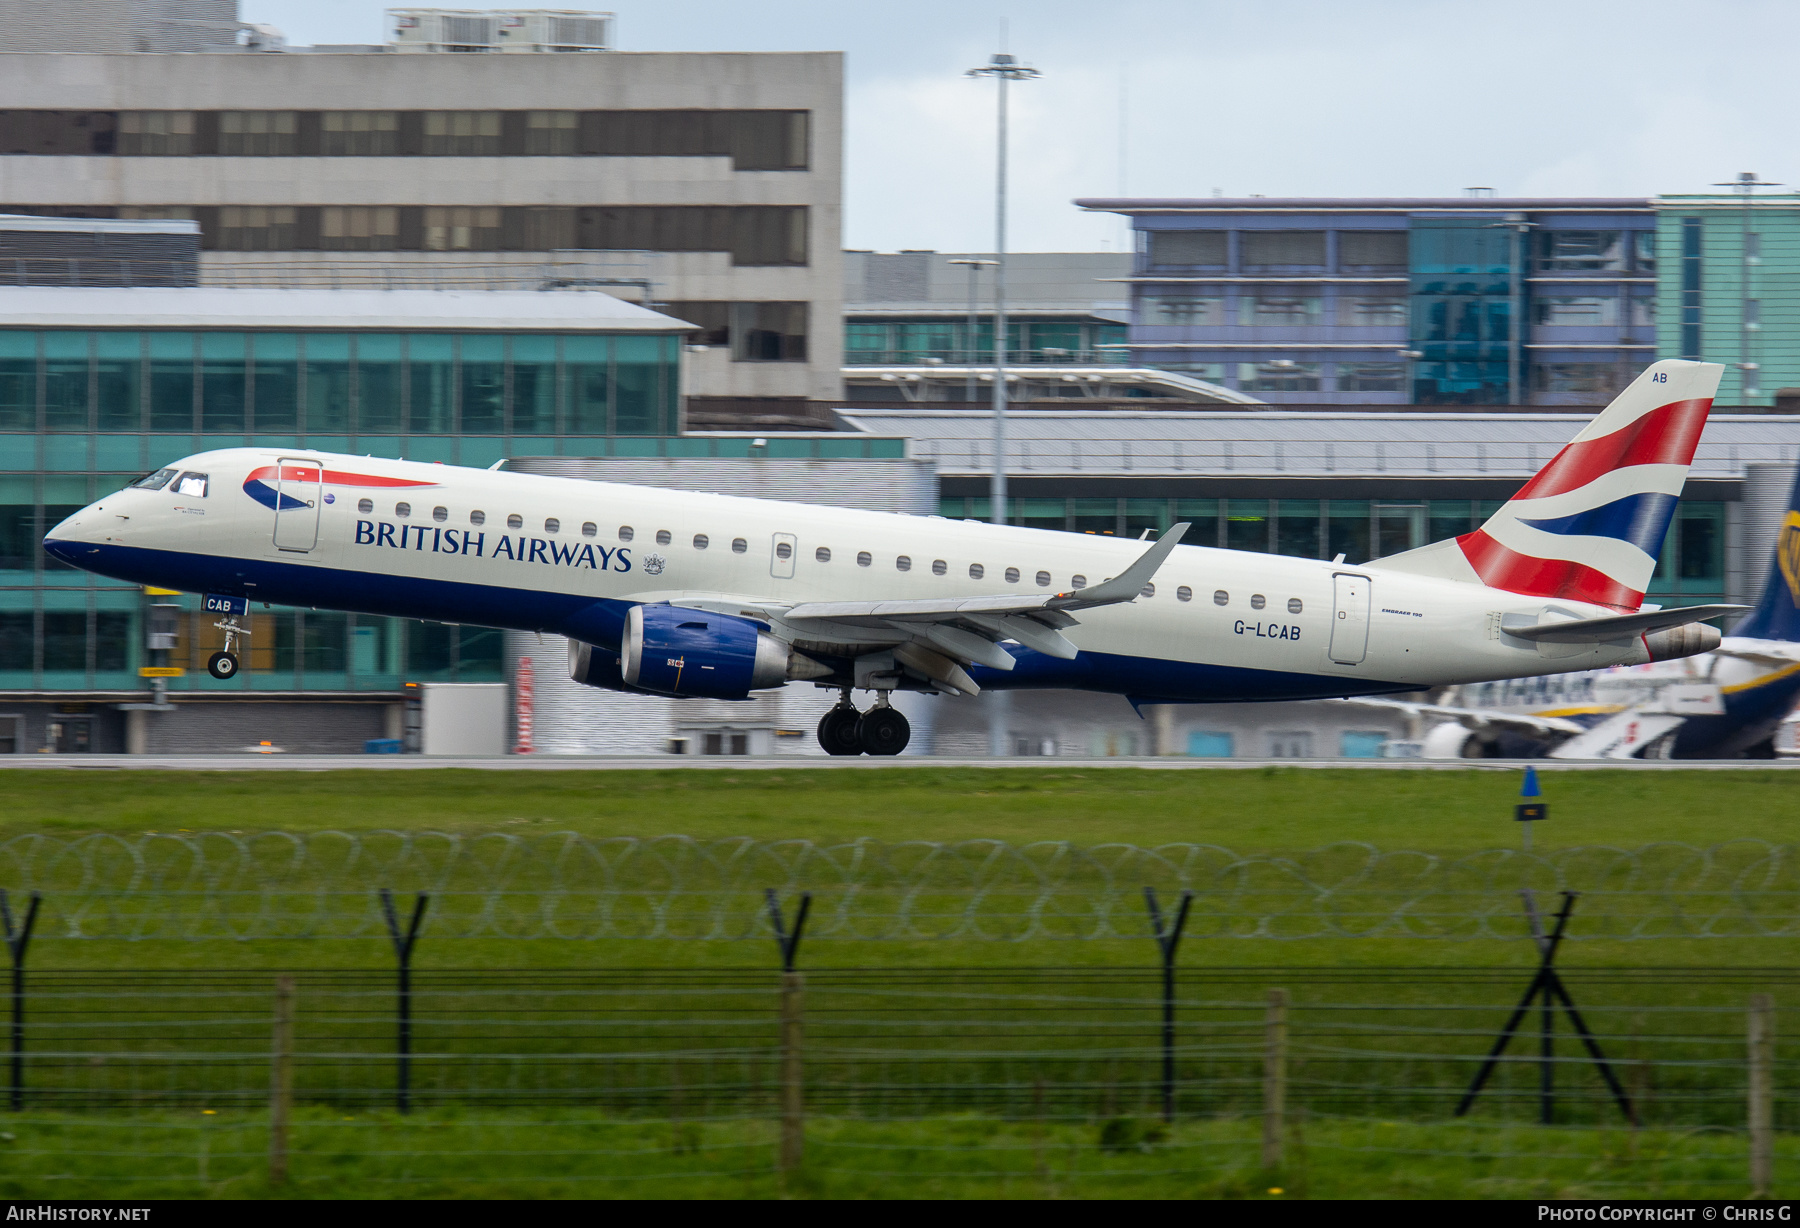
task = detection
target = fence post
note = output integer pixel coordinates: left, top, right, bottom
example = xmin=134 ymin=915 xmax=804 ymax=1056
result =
xmin=270 ymin=975 xmax=295 ymax=1187
xmin=1750 ymin=993 xmax=1774 ymax=1199
xmin=1262 ymin=988 xmax=1289 ymax=1170
xmin=1143 ymin=887 xmax=1194 ymax=1123
xmin=765 ymin=889 xmax=811 ymax=1179
xmin=1 ymin=891 xmax=41 ymax=1113
xmin=378 ymin=889 xmax=428 ymax=1115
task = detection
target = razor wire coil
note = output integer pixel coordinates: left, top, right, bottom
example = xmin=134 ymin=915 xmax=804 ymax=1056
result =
xmin=5 ymin=833 xmax=1800 ymax=941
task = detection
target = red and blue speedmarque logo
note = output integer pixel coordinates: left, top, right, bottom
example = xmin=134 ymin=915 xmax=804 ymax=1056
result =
xmin=242 ymin=464 xmax=437 ymax=511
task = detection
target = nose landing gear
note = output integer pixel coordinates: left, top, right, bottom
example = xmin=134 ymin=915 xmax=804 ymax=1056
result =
xmin=206 ymin=617 xmax=251 ymax=680
xmin=815 ymin=690 xmax=911 ymax=757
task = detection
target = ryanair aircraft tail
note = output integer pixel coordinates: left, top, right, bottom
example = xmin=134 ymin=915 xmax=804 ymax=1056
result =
xmin=1380 ymin=360 xmax=1722 ymax=610
xmin=1729 ymin=465 xmax=1800 ymax=643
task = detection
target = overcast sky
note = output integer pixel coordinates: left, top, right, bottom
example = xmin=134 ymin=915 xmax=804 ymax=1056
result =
xmin=247 ymin=0 xmax=1800 ymax=253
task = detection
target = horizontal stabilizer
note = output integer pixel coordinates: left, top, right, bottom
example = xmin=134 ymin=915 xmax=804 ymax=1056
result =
xmin=1504 ymin=604 xmax=1745 ymax=643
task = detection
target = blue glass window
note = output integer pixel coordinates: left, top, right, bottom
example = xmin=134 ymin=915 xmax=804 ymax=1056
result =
xmin=95 ymin=333 xmax=141 ymax=432
xmin=509 ymin=335 xmax=556 ymax=434
xmin=357 ymin=335 xmax=403 ymax=434
xmin=200 ymin=332 xmax=246 ymax=433
xmin=43 ymin=332 xmax=90 ymax=432
xmin=305 ymin=335 xmax=351 ymax=434
xmin=459 ymin=334 xmax=504 ymax=435
xmin=148 ymin=332 xmax=195 ymax=433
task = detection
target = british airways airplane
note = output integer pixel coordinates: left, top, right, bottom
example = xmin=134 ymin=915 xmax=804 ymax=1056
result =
xmin=43 ymin=359 xmax=1740 ymax=756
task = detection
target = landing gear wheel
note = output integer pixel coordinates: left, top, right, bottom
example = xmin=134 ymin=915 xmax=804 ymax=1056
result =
xmin=817 ymin=706 xmax=864 ymax=756
xmin=206 ymin=651 xmax=239 ymax=680
xmin=856 ymin=706 xmax=911 ymax=756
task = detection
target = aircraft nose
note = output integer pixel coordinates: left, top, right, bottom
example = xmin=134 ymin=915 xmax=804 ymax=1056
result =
xmin=42 ymin=504 xmax=106 ymax=564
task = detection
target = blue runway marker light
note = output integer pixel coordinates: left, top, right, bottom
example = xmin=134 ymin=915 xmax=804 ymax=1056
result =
xmin=1521 ymin=766 xmax=1542 ymax=798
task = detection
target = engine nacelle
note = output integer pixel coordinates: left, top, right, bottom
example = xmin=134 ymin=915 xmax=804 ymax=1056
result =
xmin=621 ymin=604 xmax=794 ymax=699
xmin=568 ymin=639 xmax=635 ymax=692
xmin=1639 ymin=622 xmax=1722 ymax=663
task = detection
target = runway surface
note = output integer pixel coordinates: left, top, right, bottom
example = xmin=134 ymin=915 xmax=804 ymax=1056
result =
xmin=2 ymin=755 xmax=1797 ymax=772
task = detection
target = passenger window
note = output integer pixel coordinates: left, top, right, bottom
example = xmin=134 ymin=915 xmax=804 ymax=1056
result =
xmin=1005 ymin=567 xmax=1019 ymax=583
xmin=545 ymin=518 xmax=560 ymax=534
xmin=656 ymin=530 xmax=672 ymax=545
xmin=506 ymin=513 xmax=522 ymax=529
xmin=433 ymin=507 xmax=448 ymax=522
xmin=1251 ymin=594 xmax=1267 ymax=610
xmin=857 ymin=551 xmax=872 ymax=567
xmin=931 ymin=559 xmax=947 ymax=576
xmin=396 ymin=502 xmax=411 ymax=518
xmin=1177 ymin=586 xmax=1193 ymax=602
xmin=1071 ymin=575 xmax=1087 ymax=589
xmin=357 ymin=498 xmax=374 ymax=514
xmin=1035 ymin=570 xmax=1050 ymax=587
xmin=1288 ymin=598 xmax=1303 ymax=614
xmin=618 ymin=526 xmax=633 ymax=541
xmin=897 ymin=555 xmax=912 ymax=572
xmin=174 ymin=472 xmax=209 ymax=498
xmin=732 ymin=538 xmax=747 ymax=554
xmin=470 ymin=510 xmax=486 ymax=526
xmin=776 ymin=541 xmax=793 ymax=560
xmin=132 ymin=467 xmax=178 ymax=490
xmin=816 ymin=547 xmax=831 ymax=563
xmin=1141 ymin=583 xmax=1155 ymax=598
xmin=1214 ymin=590 xmax=1229 ymax=606
xmin=969 ymin=563 xmax=985 ymax=580
xmin=581 ymin=522 xmax=596 ymax=537
xmin=694 ymin=534 xmax=709 ymax=550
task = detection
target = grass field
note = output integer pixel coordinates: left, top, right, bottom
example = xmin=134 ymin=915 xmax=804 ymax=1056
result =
xmin=0 ymin=1109 xmax=1771 ymax=1199
xmin=3 ymin=765 xmax=1798 ymax=849
xmin=0 ymin=766 xmax=1796 ymax=970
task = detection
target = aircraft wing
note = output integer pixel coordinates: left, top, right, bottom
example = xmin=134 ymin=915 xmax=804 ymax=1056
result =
xmin=1332 ymin=696 xmax=1587 ymax=735
xmin=675 ymin=525 xmax=1191 ymax=695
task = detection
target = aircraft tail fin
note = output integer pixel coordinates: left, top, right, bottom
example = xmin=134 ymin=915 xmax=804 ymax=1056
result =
xmin=1378 ymin=359 xmax=1722 ymax=609
xmin=1729 ymin=465 xmax=1800 ymax=641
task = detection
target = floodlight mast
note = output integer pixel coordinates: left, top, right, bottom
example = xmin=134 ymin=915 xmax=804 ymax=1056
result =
xmin=967 ymin=50 xmax=1039 ymax=759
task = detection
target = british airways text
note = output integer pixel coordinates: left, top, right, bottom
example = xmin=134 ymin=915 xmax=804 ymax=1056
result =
xmin=354 ymin=520 xmax=632 ymax=572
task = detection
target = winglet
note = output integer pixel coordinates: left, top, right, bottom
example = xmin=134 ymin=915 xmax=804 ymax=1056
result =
xmin=1052 ymin=522 xmax=1190 ymax=609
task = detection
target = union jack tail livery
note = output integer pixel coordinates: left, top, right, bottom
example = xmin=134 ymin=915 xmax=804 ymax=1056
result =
xmin=1381 ymin=360 xmax=1722 ymax=610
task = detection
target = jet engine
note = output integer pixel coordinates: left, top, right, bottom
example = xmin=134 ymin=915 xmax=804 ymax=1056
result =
xmin=590 ymin=604 xmax=831 ymax=700
xmin=1638 ymin=622 xmax=1721 ymax=663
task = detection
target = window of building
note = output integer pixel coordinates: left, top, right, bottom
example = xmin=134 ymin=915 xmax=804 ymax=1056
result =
xmin=1629 ymin=297 xmax=1655 ymax=327
xmin=1336 ymin=231 xmax=1407 ymax=270
xmin=732 ymin=303 xmax=808 ymax=361
xmin=1337 ymin=297 xmax=1407 ymax=327
xmin=0 ymin=111 xmax=118 ymax=156
xmin=422 ymin=111 xmax=502 ymax=156
xmin=1241 ymin=231 xmax=1326 ymax=269
xmin=1341 ymin=731 xmax=1388 ymax=758
xmin=1537 ymin=230 xmax=1626 ymax=272
xmin=1238 ymin=361 xmax=1321 ymax=391
xmin=1535 ymin=297 xmax=1618 ymax=327
xmin=1238 ymin=296 xmax=1321 ymax=326
xmin=216 ymin=206 xmax=296 ymax=252
xmin=1633 ymin=230 xmax=1657 ymax=274
xmin=1141 ymin=296 xmax=1224 ymax=326
xmin=1338 ymin=363 xmax=1405 ymax=392
xmin=321 ymin=207 xmax=399 ymax=252
xmin=218 ymin=111 xmax=297 ymax=156
xmin=1534 ymin=363 xmax=1619 ymax=395
xmin=321 ymin=111 xmax=399 ymax=156
xmin=1681 ymin=218 xmax=1703 ymax=361
xmin=1276 ymin=500 xmax=1319 ymax=558
xmin=423 ymin=206 xmax=501 ymax=251
xmin=1145 ymin=230 xmax=1226 ymax=267
xmin=117 ymin=112 xmax=194 ymax=156
xmin=525 ymin=110 xmax=579 ymax=155
xmin=1328 ymin=500 xmax=1371 ymax=564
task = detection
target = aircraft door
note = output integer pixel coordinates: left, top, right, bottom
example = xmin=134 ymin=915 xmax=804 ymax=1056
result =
xmin=272 ymin=457 xmax=323 ymax=552
xmin=1329 ymin=573 xmax=1371 ymax=665
xmin=770 ymin=532 xmax=797 ymax=579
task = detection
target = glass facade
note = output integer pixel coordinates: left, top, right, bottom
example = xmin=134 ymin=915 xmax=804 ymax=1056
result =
xmin=844 ymin=319 xmax=1127 ymax=366
xmin=1409 ymin=217 xmax=1523 ymax=405
xmin=1 ymin=325 xmax=690 ymax=697
xmin=935 ymin=494 xmax=1728 ymax=596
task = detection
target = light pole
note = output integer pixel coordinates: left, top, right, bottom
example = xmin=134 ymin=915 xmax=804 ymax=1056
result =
xmin=947 ymin=257 xmax=996 ymax=403
xmin=968 ymin=50 xmax=1038 ymax=759
xmin=1713 ymin=172 xmax=1782 ymax=404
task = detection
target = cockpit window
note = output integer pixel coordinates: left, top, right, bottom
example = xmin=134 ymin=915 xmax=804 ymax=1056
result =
xmin=174 ymin=472 xmax=209 ymax=498
xmin=131 ymin=468 xmax=178 ymax=491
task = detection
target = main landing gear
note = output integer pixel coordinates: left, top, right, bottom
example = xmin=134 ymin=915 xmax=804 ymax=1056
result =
xmin=817 ymin=691 xmax=911 ymax=757
xmin=206 ymin=617 xmax=252 ymax=680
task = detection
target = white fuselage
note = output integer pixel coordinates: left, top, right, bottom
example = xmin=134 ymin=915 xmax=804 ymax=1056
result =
xmin=48 ymin=448 xmax=1664 ymax=701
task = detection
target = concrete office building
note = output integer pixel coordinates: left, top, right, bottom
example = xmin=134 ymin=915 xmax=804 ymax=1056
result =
xmin=1076 ymin=196 xmax=1658 ymax=407
xmin=0 ymin=8 xmax=843 ymax=425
